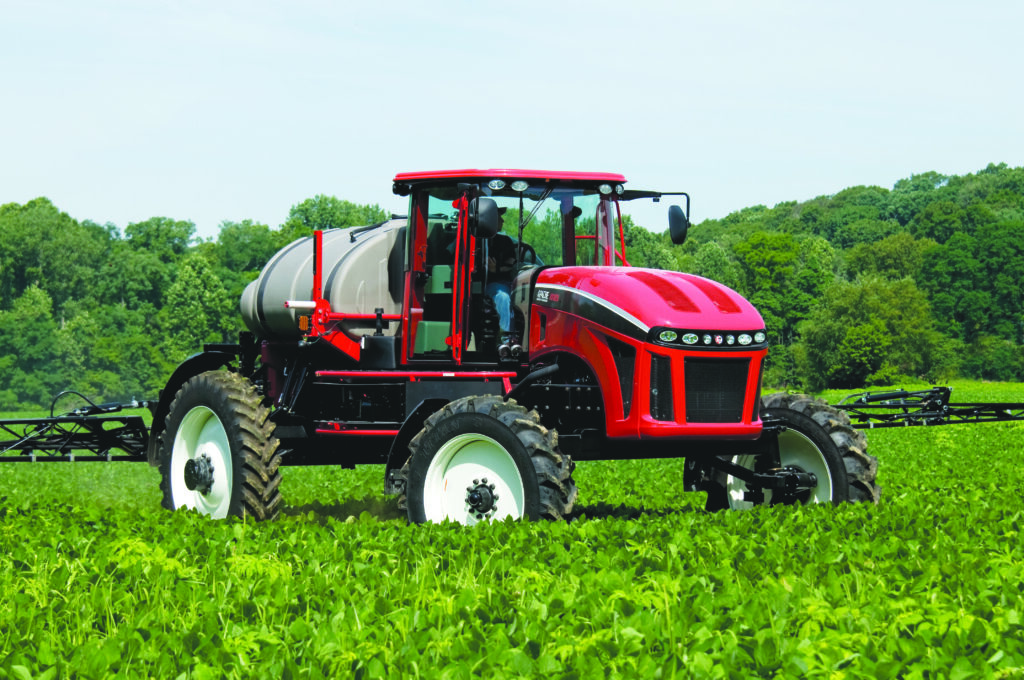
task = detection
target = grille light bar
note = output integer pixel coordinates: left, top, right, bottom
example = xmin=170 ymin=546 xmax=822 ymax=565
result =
xmin=650 ymin=327 xmax=768 ymax=350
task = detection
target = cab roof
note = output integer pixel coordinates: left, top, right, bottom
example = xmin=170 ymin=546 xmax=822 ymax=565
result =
xmin=393 ymin=169 xmax=627 ymax=184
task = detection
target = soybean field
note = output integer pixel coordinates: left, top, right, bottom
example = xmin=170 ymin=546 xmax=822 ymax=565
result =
xmin=2 ymin=381 xmax=1023 ymax=679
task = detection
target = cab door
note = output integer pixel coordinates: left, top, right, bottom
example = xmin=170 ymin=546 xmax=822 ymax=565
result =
xmin=404 ymin=190 xmax=476 ymax=365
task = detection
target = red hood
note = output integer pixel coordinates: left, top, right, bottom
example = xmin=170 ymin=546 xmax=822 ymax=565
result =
xmin=533 ymin=267 xmax=764 ymax=334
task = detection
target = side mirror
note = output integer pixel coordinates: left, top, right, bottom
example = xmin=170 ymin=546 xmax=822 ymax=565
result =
xmin=668 ymin=204 xmax=689 ymax=245
xmin=469 ymin=197 xmax=501 ymax=239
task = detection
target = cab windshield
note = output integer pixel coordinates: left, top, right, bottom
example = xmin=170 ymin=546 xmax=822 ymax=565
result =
xmin=424 ymin=184 xmax=623 ymax=267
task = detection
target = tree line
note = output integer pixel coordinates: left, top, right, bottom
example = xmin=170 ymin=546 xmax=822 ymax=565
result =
xmin=1 ymin=163 xmax=1022 ymax=409
xmin=625 ymin=163 xmax=1024 ymax=390
xmin=0 ymin=196 xmax=388 ymax=409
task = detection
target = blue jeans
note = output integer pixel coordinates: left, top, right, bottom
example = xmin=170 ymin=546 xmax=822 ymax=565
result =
xmin=485 ymin=281 xmax=512 ymax=333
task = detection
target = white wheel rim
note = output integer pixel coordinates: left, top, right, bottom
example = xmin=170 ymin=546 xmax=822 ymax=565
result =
xmin=170 ymin=406 xmax=233 ymax=519
xmin=726 ymin=429 xmax=834 ymax=509
xmin=422 ymin=433 xmax=525 ymax=525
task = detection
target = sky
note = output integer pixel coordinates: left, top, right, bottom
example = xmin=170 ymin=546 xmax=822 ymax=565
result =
xmin=3 ymin=0 xmax=1023 ymax=240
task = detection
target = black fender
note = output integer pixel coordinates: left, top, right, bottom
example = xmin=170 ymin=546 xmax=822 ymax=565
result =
xmin=383 ymin=398 xmax=450 ymax=495
xmin=146 ymin=350 xmax=239 ymax=465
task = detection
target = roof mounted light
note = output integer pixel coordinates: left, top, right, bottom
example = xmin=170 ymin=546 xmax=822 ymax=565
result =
xmin=598 ymin=184 xmax=613 ymax=195
xmin=510 ymin=180 xmax=529 ymax=192
xmin=488 ymin=179 xmax=506 ymax=190
xmin=615 ymin=184 xmax=625 ymax=195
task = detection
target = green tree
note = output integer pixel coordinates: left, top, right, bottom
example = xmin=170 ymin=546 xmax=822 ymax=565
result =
xmin=845 ymin=232 xmax=935 ymax=281
xmin=160 ymin=255 xmax=233 ymax=361
xmin=623 ymin=218 xmax=674 ymax=269
xmin=0 ymin=198 xmax=111 ymax=312
xmin=0 ymin=285 xmax=63 ymax=407
xmin=691 ymin=241 xmax=744 ymax=292
xmin=205 ymin=220 xmax=280 ymax=333
xmin=918 ymin=232 xmax=990 ymax=341
xmin=519 ymin=208 xmax=563 ymax=266
xmin=95 ymin=216 xmax=197 ymax=309
xmin=125 ymin=216 xmax=195 ymax=260
xmin=975 ymin=220 xmax=1024 ymax=339
xmin=796 ymin=277 xmax=957 ymax=390
xmin=960 ymin=336 xmax=1024 ymax=381
xmin=280 ymin=195 xmax=389 ymax=243
xmin=889 ymin=171 xmax=951 ymax=225
xmin=909 ymin=200 xmax=965 ymax=243
xmin=215 ymin=219 xmax=279 ymax=273
xmin=733 ymin=232 xmax=801 ymax=344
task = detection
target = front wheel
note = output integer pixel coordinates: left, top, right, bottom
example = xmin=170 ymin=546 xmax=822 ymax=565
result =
xmin=711 ymin=393 xmax=881 ymax=510
xmin=398 ymin=395 xmax=577 ymax=525
xmin=159 ymin=371 xmax=283 ymax=520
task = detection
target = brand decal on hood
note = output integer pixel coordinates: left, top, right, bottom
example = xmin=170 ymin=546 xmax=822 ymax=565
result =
xmin=534 ymin=284 xmax=649 ymax=340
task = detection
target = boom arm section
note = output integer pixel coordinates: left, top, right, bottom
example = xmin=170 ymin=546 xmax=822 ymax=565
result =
xmin=834 ymin=387 xmax=1024 ymax=429
xmin=1 ymin=399 xmax=151 ymax=462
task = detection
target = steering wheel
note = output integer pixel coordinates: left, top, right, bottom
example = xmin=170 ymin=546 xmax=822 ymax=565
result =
xmin=518 ymin=242 xmax=539 ymax=268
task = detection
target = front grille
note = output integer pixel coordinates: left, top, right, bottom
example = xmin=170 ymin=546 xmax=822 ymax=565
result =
xmin=684 ymin=358 xmax=749 ymax=423
xmin=650 ymin=354 xmax=673 ymax=421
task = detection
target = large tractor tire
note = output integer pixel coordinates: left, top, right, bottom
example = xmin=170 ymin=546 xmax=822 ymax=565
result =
xmin=398 ymin=395 xmax=577 ymax=525
xmin=159 ymin=370 xmax=283 ymax=520
xmin=710 ymin=393 xmax=881 ymax=510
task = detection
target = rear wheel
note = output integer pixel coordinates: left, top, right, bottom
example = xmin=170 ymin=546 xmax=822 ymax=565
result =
xmin=710 ymin=393 xmax=881 ymax=510
xmin=159 ymin=371 xmax=283 ymax=520
xmin=398 ymin=395 xmax=576 ymax=525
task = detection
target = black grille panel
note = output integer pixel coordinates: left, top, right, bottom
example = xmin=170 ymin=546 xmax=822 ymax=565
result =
xmin=650 ymin=354 xmax=673 ymax=421
xmin=684 ymin=358 xmax=749 ymax=423
xmin=607 ymin=337 xmax=636 ymax=419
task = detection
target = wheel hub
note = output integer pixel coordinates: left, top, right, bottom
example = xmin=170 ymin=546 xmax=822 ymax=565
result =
xmin=466 ymin=478 xmax=498 ymax=518
xmin=183 ymin=454 xmax=215 ymax=495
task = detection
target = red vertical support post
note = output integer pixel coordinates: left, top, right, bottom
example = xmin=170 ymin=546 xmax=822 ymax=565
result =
xmin=449 ymin=195 xmax=469 ymax=365
xmin=313 ymin=229 xmax=324 ymax=302
xmin=310 ymin=230 xmax=331 ymax=337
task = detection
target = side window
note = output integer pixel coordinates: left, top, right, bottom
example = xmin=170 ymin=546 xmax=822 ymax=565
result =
xmin=425 ymin=199 xmax=459 ymax=267
xmin=573 ymin=195 xmax=600 ymax=266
